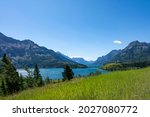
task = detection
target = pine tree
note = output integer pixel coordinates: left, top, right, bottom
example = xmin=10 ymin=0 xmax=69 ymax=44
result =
xmin=0 ymin=62 xmax=4 ymax=96
xmin=33 ymin=64 xmax=43 ymax=86
xmin=1 ymin=54 xmax=20 ymax=94
xmin=0 ymin=80 xmax=6 ymax=96
xmin=19 ymin=74 xmax=24 ymax=91
xmin=62 ymin=65 xmax=74 ymax=81
xmin=24 ymin=67 xmax=35 ymax=88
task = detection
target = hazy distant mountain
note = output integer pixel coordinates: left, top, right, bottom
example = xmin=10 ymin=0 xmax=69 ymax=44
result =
xmin=56 ymin=52 xmax=94 ymax=66
xmin=94 ymin=50 xmax=121 ymax=66
xmin=0 ymin=32 xmax=87 ymax=68
xmin=71 ymin=57 xmax=94 ymax=66
xmin=111 ymin=41 xmax=150 ymax=63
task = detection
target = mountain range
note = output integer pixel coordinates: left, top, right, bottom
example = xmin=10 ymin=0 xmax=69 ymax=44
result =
xmin=56 ymin=52 xmax=95 ymax=66
xmin=71 ymin=41 xmax=150 ymax=66
xmin=0 ymin=32 xmax=87 ymax=68
xmin=93 ymin=40 xmax=150 ymax=66
xmin=93 ymin=50 xmax=121 ymax=66
xmin=71 ymin=57 xmax=94 ymax=66
xmin=111 ymin=41 xmax=150 ymax=63
xmin=1 ymin=32 xmax=150 ymax=68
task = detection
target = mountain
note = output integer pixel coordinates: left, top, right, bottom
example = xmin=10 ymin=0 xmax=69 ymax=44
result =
xmin=56 ymin=52 xmax=94 ymax=66
xmin=56 ymin=52 xmax=72 ymax=61
xmin=94 ymin=40 xmax=150 ymax=66
xmin=0 ymin=32 xmax=87 ymax=68
xmin=111 ymin=41 xmax=150 ymax=63
xmin=94 ymin=50 xmax=121 ymax=66
xmin=71 ymin=57 xmax=94 ymax=66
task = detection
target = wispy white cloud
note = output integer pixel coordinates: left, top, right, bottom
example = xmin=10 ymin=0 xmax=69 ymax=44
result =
xmin=113 ymin=40 xmax=122 ymax=44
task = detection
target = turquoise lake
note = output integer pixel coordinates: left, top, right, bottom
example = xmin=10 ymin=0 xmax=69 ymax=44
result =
xmin=17 ymin=68 xmax=107 ymax=79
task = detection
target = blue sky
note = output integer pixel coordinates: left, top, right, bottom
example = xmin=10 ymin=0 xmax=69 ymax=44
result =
xmin=0 ymin=0 xmax=150 ymax=60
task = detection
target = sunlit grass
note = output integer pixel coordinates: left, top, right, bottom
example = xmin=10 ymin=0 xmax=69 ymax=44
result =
xmin=1 ymin=67 xmax=150 ymax=100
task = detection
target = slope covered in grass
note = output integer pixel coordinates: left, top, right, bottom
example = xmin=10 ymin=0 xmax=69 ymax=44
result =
xmin=1 ymin=67 xmax=150 ymax=100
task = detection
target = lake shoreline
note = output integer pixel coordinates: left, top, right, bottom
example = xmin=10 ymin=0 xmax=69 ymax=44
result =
xmin=17 ymin=68 xmax=108 ymax=79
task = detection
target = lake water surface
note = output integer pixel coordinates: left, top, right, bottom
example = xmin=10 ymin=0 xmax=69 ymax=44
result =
xmin=17 ymin=68 xmax=107 ymax=79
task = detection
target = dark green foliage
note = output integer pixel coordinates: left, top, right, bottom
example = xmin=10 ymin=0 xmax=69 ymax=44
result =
xmin=62 ymin=65 xmax=74 ymax=81
xmin=102 ymin=61 xmax=150 ymax=71
xmin=19 ymin=74 xmax=24 ymax=91
xmin=23 ymin=67 xmax=35 ymax=88
xmin=0 ymin=54 xmax=51 ymax=96
xmin=33 ymin=64 xmax=44 ymax=87
xmin=13 ymin=65 xmax=45 ymax=91
xmin=1 ymin=54 xmax=20 ymax=94
xmin=101 ymin=63 xmax=123 ymax=71
xmin=0 ymin=80 xmax=6 ymax=96
xmin=23 ymin=66 xmax=44 ymax=88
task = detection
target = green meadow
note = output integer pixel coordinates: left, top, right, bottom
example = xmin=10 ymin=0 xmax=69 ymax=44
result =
xmin=1 ymin=67 xmax=150 ymax=100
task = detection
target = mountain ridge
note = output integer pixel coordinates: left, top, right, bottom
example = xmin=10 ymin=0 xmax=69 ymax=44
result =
xmin=71 ymin=57 xmax=94 ymax=66
xmin=95 ymin=40 xmax=150 ymax=66
xmin=111 ymin=40 xmax=150 ymax=63
xmin=1 ymin=32 xmax=150 ymax=68
xmin=0 ymin=32 xmax=87 ymax=68
xmin=93 ymin=50 xmax=121 ymax=66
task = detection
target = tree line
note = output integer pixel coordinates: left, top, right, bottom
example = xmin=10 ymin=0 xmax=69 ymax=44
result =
xmin=101 ymin=61 xmax=150 ymax=71
xmin=0 ymin=54 xmax=74 ymax=96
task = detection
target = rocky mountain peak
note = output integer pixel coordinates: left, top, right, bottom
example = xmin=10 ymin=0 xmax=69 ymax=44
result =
xmin=0 ymin=32 xmax=87 ymax=68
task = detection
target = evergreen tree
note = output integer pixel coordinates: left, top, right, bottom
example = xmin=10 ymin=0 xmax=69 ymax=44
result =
xmin=0 ymin=80 xmax=6 ymax=96
xmin=1 ymin=54 xmax=20 ymax=94
xmin=24 ymin=67 xmax=35 ymax=88
xmin=62 ymin=65 xmax=74 ymax=81
xmin=19 ymin=74 xmax=24 ymax=91
xmin=33 ymin=64 xmax=43 ymax=86
xmin=0 ymin=63 xmax=4 ymax=96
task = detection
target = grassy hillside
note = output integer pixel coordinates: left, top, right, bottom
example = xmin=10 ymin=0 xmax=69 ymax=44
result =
xmin=1 ymin=67 xmax=150 ymax=100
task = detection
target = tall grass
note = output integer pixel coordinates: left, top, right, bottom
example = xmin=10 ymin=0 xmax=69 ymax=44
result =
xmin=1 ymin=67 xmax=150 ymax=100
